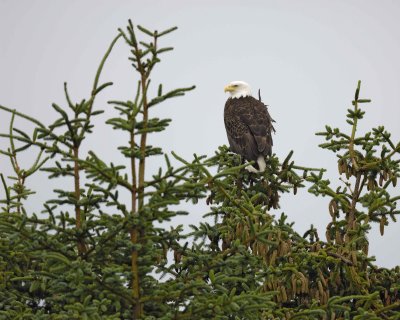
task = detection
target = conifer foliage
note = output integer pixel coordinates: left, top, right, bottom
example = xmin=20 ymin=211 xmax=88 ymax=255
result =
xmin=1 ymin=21 xmax=400 ymax=319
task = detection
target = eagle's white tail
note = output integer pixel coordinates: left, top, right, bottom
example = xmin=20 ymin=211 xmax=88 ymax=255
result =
xmin=245 ymin=156 xmax=266 ymax=173
xmin=257 ymin=155 xmax=266 ymax=172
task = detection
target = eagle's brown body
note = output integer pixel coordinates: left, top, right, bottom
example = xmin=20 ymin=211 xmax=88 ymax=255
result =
xmin=224 ymin=96 xmax=274 ymax=169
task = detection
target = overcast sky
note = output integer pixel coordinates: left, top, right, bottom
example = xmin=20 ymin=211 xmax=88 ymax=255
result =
xmin=1 ymin=0 xmax=400 ymax=267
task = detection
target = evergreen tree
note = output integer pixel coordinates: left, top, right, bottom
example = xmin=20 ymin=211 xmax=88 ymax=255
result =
xmin=0 ymin=20 xmax=399 ymax=319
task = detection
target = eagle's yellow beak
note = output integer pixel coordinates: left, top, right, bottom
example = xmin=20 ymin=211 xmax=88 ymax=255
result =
xmin=224 ymin=85 xmax=235 ymax=93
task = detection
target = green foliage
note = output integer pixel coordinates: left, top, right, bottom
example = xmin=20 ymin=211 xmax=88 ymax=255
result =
xmin=1 ymin=20 xmax=400 ymax=320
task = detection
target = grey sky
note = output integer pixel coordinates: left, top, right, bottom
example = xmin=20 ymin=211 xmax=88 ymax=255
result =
xmin=1 ymin=0 xmax=400 ymax=267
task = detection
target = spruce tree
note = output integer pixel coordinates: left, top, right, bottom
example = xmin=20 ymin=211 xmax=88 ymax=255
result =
xmin=0 ymin=20 xmax=399 ymax=319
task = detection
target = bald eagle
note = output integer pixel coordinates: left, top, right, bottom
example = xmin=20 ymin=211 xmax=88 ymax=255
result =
xmin=224 ymin=81 xmax=275 ymax=173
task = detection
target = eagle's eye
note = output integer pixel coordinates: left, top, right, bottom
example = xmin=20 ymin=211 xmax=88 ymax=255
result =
xmin=233 ymin=84 xmax=238 ymax=87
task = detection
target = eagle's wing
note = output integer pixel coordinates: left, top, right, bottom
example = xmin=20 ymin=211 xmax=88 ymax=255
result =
xmin=224 ymin=96 xmax=274 ymax=161
xmin=240 ymin=97 xmax=273 ymax=155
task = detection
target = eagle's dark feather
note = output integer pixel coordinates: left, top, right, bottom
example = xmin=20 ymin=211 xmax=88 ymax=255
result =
xmin=224 ymin=96 xmax=274 ymax=167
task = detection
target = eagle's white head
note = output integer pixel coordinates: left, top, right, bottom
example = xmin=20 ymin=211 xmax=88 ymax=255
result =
xmin=224 ymin=81 xmax=252 ymax=99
